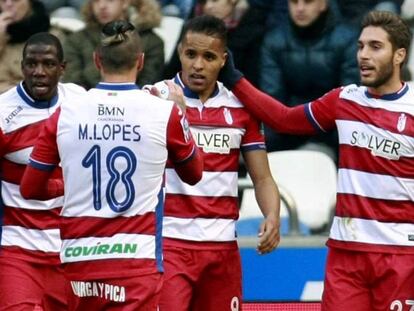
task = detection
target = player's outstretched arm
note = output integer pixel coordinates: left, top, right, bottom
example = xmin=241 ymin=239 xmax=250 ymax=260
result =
xmin=219 ymin=51 xmax=316 ymax=135
xmin=244 ymin=149 xmax=281 ymax=254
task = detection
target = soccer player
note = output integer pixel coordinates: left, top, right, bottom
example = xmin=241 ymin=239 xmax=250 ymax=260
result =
xmin=150 ymin=15 xmax=281 ymax=311
xmin=20 ymin=20 xmax=203 ymax=310
xmin=219 ymin=10 xmax=414 ymax=311
xmin=0 ymin=32 xmax=85 ymax=311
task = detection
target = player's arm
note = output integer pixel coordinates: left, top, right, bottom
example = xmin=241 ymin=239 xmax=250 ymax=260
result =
xmin=0 ymin=128 xmax=7 ymax=157
xmin=219 ymin=51 xmax=337 ymax=134
xmin=167 ymin=104 xmax=203 ymax=185
xmin=20 ymin=109 xmax=63 ymax=200
xmin=244 ymin=149 xmax=281 ymax=254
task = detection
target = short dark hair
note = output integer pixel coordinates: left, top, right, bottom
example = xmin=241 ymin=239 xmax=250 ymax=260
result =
xmin=22 ymin=32 xmax=64 ymax=62
xmin=181 ymin=15 xmax=228 ymax=47
xmin=361 ymin=11 xmax=412 ymax=60
xmin=96 ymin=20 xmax=142 ymax=74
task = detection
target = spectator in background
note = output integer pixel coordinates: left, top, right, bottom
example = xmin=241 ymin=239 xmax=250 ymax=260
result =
xmin=158 ymin=0 xmax=195 ymax=19
xmin=260 ymin=0 xmax=359 ymax=160
xmin=164 ymin=0 xmax=269 ymax=86
xmin=63 ymin=0 xmax=164 ymax=88
xmin=0 ymin=0 xmax=50 ymax=93
xmin=39 ymin=0 xmax=85 ymax=19
xmin=332 ymin=0 xmax=403 ymax=27
xmin=248 ymin=0 xmax=288 ymax=30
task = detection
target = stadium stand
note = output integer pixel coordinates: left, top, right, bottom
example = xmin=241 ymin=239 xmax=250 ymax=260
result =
xmin=238 ymin=150 xmax=337 ymax=235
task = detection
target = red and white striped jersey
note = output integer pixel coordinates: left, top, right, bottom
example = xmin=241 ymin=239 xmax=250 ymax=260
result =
xmin=28 ymin=83 xmax=197 ymax=280
xmin=160 ymin=75 xmax=266 ymax=249
xmin=306 ymin=83 xmax=414 ymax=253
xmin=0 ymin=82 xmax=85 ymax=265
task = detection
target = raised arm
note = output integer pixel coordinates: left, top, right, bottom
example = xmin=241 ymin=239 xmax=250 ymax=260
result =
xmin=219 ymin=51 xmax=317 ymax=135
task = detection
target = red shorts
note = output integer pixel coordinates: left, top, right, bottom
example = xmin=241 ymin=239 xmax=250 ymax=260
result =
xmin=0 ymin=256 xmax=67 ymax=311
xmin=67 ymin=272 xmax=163 ymax=311
xmin=322 ymin=247 xmax=414 ymax=311
xmin=159 ymin=246 xmax=242 ymax=311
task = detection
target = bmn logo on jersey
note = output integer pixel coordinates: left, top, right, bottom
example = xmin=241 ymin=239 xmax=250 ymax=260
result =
xmin=98 ymin=104 xmax=125 ymax=117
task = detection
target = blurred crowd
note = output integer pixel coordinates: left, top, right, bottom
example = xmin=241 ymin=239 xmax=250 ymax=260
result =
xmin=1 ymin=0 xmax=413 ymax=163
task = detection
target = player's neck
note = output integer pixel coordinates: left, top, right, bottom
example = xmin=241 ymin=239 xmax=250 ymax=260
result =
xmin=101 ymin=71 xmax=137 ymax=84
xmin=366 ymin=75 xmax=403 ymax=97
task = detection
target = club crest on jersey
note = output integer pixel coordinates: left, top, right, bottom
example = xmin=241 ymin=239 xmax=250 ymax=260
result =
xmin=223 ymin=108 xmax=233 ymax=125
xmin=397 ymin=113 xmax=407 ymax=132
xmin=181 ymin=116 xmax=191 ymax=142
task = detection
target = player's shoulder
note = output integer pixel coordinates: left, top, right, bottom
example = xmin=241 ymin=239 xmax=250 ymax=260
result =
xmin=338 ymin=83 xmax=366 ymax=100
xmin=214 ymin=82 xmax=244 ymax=109
xmin=0 ymin=86 xmax=20 ymax=113
xmin=58 ymin=82 xmax=87 ymax=98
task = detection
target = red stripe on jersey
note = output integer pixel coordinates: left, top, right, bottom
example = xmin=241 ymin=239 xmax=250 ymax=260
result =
xmin=164 ymin=237 xmax=238 ymax=250
xmin=5 ymin=119 xmax=45 ymax=152
xmin=3 ymin=205 xmax=61 ymax=230
xmin=337 ymin=98 xmax=414 ymax=136
xmin=165 ymin=194 xmax=239 ymax=219
xmin=339 ymin=145 xmax=414 ymax=178
xmin=63 ymin=258 xmax=158 ymax=280
xmin=167 ymin=149 xmax=240 ymax=172
xmin=60 ymin=212 xmax=156 ymax=239
xmin=336 ymin=193 xmax=414 ymax=222
xmin=327 ymin=239 xmax=414 ymax=254
xmin=0 ymin=246 xmax=60 ymax=265
xmin=1 ymin=158 xmax=62 ymax=183
xmin=0 ymin=159 xmax=25 ymax=183
xmin=201 ymin=149 xmax=240 ymax=171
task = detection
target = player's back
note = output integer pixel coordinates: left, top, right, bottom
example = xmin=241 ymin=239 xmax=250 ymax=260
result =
xmin=56 ymin=83 xmax=175 ymax=279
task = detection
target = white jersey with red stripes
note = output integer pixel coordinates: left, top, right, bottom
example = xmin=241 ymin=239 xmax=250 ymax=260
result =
xmin=28 ymin=82 xmax=196 ymax=279
xmin=306 ymin=83 xmax=414 ymax=253
xmin=159 ymin=74 xmax=266 ymax=248
xmin=0 ymin=82 xmax=86 ymax=265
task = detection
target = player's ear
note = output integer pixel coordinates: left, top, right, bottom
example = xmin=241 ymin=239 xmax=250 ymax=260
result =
xmin=221 ymin=50 xmax=228 ymax=68
xmin=394 ymin=47 xmax=406 ymax=67
xmin=93 ymin=51 xmax=102 ymax=71
xmin=136 ymin=52 xmax=145 ymax=73
xmin=177 ymin=43 xmax=183 ymax=57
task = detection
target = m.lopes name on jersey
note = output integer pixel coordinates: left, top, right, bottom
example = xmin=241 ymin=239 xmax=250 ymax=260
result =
xmin=78 ymin=123 xmax=141 ymax=141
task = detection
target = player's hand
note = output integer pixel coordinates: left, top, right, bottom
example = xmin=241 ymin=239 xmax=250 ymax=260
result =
xmin=165 ymin=80 xmax=186 ymax=113
xmin=257 ymin=212 xmax=280 ymax=254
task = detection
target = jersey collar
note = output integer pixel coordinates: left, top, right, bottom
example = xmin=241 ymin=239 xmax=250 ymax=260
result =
xmin=17 ymin=82 xmax=59 ymax=109
xmin=95 ymin=82 xmax=139 ymax=90
xmin=174 ymin=73 xmax=220 ymax=99
xmin=365 ymin=82 xmax=409 ymax=100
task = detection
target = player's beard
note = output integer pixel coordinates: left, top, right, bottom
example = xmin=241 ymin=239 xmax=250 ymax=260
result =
xmin=361 ymin=59 xmax=394 ymax=88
